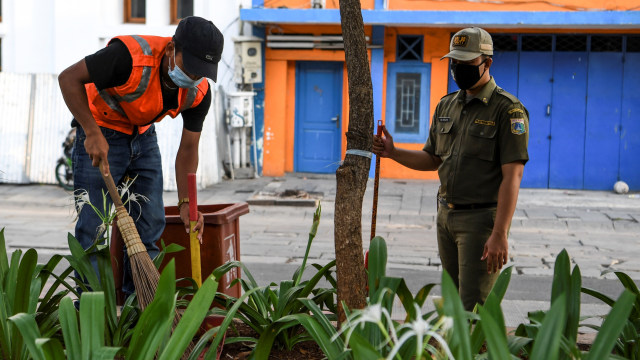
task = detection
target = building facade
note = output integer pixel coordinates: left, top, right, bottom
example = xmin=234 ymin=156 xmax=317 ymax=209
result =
xmin=242 ymin=0 xmax=640 ymax=190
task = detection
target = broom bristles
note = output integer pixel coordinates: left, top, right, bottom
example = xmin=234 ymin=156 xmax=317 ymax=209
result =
xmin=117 ymin=207 xmax=196 ymax=358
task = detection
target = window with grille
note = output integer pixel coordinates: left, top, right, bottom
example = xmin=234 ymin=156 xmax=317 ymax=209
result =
xmin=171 ymin=0 xmax=193 ymax=24
xmin=628 ymin=36 xmax=640 ymax=53
xmin=386 ymin=62 xmax=430 ymax=143
xmin=397 ymin=35 xmax=423 ymax=61
xmin=556 ymin=35 xmax=587 ymax=52
xmin=493 ymin=35 xmax=518 ymax=51
xmin=591 ymin=35 xmax=622 ymax=52
xmin=125 ymin=0 xmax=145 ymax=23
xmin=522 ymin=36 xmax=552 ymax=52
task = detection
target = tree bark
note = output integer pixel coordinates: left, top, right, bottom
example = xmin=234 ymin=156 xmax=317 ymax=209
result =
xmin=334 ymin=0 xmax=373 ymax=323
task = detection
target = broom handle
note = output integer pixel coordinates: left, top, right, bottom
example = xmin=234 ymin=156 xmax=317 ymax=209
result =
xmin=370 ymin=120 xmax=383 ymax=240
xmin=100 ymin=161 xmax=124 ymax=208
xmin=188 ymin=173 xmax=202 ymax=287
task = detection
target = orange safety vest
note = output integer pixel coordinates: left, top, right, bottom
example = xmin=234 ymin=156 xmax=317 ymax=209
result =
xmin=85 ymin=35 xmax=209 ymax=135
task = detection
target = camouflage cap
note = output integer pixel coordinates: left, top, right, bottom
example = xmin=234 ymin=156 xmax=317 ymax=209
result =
xmin=441 ymin=27 xmax=493 ymax=61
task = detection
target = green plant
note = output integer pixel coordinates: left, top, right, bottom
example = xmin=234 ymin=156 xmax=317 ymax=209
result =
xmin=0 ymin=228 xmax=75 ymax=360
xmin=514 ymin=249 xmax=636 ymax=360
xmin=11 ymin=259 xmax=219 ymax=360
xmin=204 ymin=204 xmax=339 ymax=359
xmin=582 ymin=270 xmax=640 ymax=359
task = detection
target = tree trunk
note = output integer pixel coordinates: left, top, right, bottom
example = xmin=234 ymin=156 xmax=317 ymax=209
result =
xmin=334 ymin=0 xmax=374 ymax=323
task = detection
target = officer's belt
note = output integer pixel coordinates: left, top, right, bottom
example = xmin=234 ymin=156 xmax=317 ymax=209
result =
xmin=438 ymin=196 xmax=497 ymax=210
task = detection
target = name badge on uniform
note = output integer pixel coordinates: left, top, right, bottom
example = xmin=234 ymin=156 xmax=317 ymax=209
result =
xmin=438 ymin=117 xmax=451 ymax=122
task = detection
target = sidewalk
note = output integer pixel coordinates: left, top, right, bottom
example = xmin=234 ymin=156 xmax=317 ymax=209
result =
xmin=2 ymin=173 xmax=640 ymax=329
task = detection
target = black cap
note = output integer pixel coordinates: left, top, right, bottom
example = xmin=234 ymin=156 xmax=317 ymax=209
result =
xmin=174 ymin=16 xmax=224 ymax=82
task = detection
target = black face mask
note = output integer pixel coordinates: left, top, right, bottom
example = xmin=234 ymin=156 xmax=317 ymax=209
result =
xmin=450 ymin=59 xmax=487 ymax=90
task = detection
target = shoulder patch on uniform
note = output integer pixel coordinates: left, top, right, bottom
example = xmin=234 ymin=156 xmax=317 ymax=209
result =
xmin=495 ymin=87 xmax=520 ymax=104
xmin=508 ymin=108 xmax=525 ymax=115
xmin=511 ymin=118 xmax=526 ymax=135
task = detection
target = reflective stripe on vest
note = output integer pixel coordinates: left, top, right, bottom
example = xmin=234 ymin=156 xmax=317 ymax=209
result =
xmin=97 ymin=35 xmax=154 ymax=114
xmin=181 ymin=88 xmax=198 ymax=111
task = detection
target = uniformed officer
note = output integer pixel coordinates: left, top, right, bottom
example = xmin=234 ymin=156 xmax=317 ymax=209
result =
xmin=373 ymin=27 xmax=529 ymax=310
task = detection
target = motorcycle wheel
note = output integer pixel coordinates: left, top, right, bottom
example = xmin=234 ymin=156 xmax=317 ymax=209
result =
xmin=55 ymin=161 xmax=74 ymax=191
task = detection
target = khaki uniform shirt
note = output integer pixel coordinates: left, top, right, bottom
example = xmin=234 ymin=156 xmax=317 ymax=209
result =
xmin=424 ymin=77 xmax=529 ymax=205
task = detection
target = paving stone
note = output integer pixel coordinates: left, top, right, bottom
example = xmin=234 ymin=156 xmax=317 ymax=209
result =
xmin=567 ymin=221 xmax=614 ymax=232
xmin=604 ymin=211 xmax=636 ymax=221
xmin=613 ymin=220 xmax=640 ymax=233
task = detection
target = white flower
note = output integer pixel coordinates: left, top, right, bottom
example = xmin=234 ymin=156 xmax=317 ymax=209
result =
xmin=386 ymin=304 xmax=454 ymax=360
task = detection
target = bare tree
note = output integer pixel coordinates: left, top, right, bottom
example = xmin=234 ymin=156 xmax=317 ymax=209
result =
xmin=334 ymin=0 xmax=374 ymax=323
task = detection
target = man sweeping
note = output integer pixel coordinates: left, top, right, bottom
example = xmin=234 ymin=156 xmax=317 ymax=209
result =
xmin=58 ymin=16 xmax=224 ymax=296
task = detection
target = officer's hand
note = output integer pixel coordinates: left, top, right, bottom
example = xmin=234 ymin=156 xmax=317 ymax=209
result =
xmin=481 ymin=232 xmax=508 ymax=274
xmin=372 ymin=126 xmax=395 ymax=158
xmin=84 ymin=132 xmax=110 ymax=175
xmin=180 ymin=206 xmax=204 ymax=243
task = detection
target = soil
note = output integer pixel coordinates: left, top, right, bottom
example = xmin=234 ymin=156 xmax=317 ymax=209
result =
xmin=200 ymin=321 xmax=594 ymax=359
xmin=210 ymin=321 xmax=325 ymax=360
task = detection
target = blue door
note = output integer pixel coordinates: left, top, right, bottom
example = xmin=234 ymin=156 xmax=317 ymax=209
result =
xmin=518 ymin=48 xmax=553 ymax=188
xmin=491 ymin=51 xmax=519 ymax=95
xmin=549 ymin=51 xmax=588 ymax=189
xmin=294 ymin=62 xmax=343 ymax=173
xmin=619 ymin=51 xmax=640 ymax=190
xmin=584 ymin=51 xmax=624 ymax=189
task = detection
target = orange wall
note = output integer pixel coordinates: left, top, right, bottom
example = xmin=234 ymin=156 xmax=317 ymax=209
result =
xmin=389 ymin=0 xmax=637 ymax=10
xmin=263 ymin=0 xmax=375 ymax=9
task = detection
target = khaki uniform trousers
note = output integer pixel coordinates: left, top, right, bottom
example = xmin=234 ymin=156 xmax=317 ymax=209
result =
xmin=436 ymin=204 xmax=499 ymax=311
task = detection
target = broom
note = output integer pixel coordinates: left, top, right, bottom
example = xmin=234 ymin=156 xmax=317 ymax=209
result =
xmin=100 ymin=161 xmax=195 ymax=357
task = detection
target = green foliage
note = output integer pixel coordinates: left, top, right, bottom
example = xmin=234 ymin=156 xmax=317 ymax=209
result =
xmin=0 ymin=228 xmax=73 ymax=360
xmin=209 ymin=204 xmax=339 ymax=359
xmin=583 ymin=270 xmax=640 ymax=359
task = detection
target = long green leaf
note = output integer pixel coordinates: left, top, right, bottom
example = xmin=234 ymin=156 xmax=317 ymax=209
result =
xmin=92 ymin=347 xmax=121 ymax=360
xmin=203 ymin=286 xmax=263 ymax=360
xmin=441 ymin=270 xmax=472 ymax=360
xmin=299 ymin=298 xmax=344 ymax=348
xmin=614 ymin=272 xmax=640 ymax=318
xmin=15 ymin=249 xmax=38 ymax=315
xmin=58 ymin=296 xmax=82 ymax=360
xmin=158 ymin=274 xmax=219 ymax=360
xmin=80 ymin=292 xmax=106 ymax=360
xmin=35 ymin=338 xmax=66 ymax=360
xmin=0 ymin=229 xmax=8 ymax=280
xmin=97 ymin=248 xmax=118 ymax=338
xmin=551 ymin=250 xmax=570 ymax=304
xmin=478 ymin=306 xmax=512 ymax=360
xmin=9 ymin=248 xmax=38 ymax=359
xmin=529 ymin=294 xmax=566 ymax=360
xmin=586 ymin=290 xmax=635 ymax=360
xmin=581 ymin=287 xmax=616 ymax=307
xmin=281 ymin=313 xmax=345 ymax=360
xmin=8 ymin=313 xmax=46 ymax=360
xmin=348 ymin=331 xmax=379 ymax=359
xmin=566 ymin=265 xmax=582 ymax=346
xmin=127 ymin=260 xmax=176 ymax=360
xmin=66 ymin=233 xmax=101 ymax=290
xmin=368 ymin=236 xmax=387 ymax=300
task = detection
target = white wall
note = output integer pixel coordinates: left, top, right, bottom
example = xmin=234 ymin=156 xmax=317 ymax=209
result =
xmin=0 ymin=0 xmax=252 ymax=188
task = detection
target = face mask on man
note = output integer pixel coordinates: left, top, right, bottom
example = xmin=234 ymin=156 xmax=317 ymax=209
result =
xmin=168 ymin=50 xmax=203 ymax=89
xmin=450 ymin=58 xmax=487 ymax=90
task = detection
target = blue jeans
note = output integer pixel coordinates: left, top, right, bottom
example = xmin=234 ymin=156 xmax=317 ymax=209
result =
xmin=73 ymin=125 xmax=164 ymax=297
